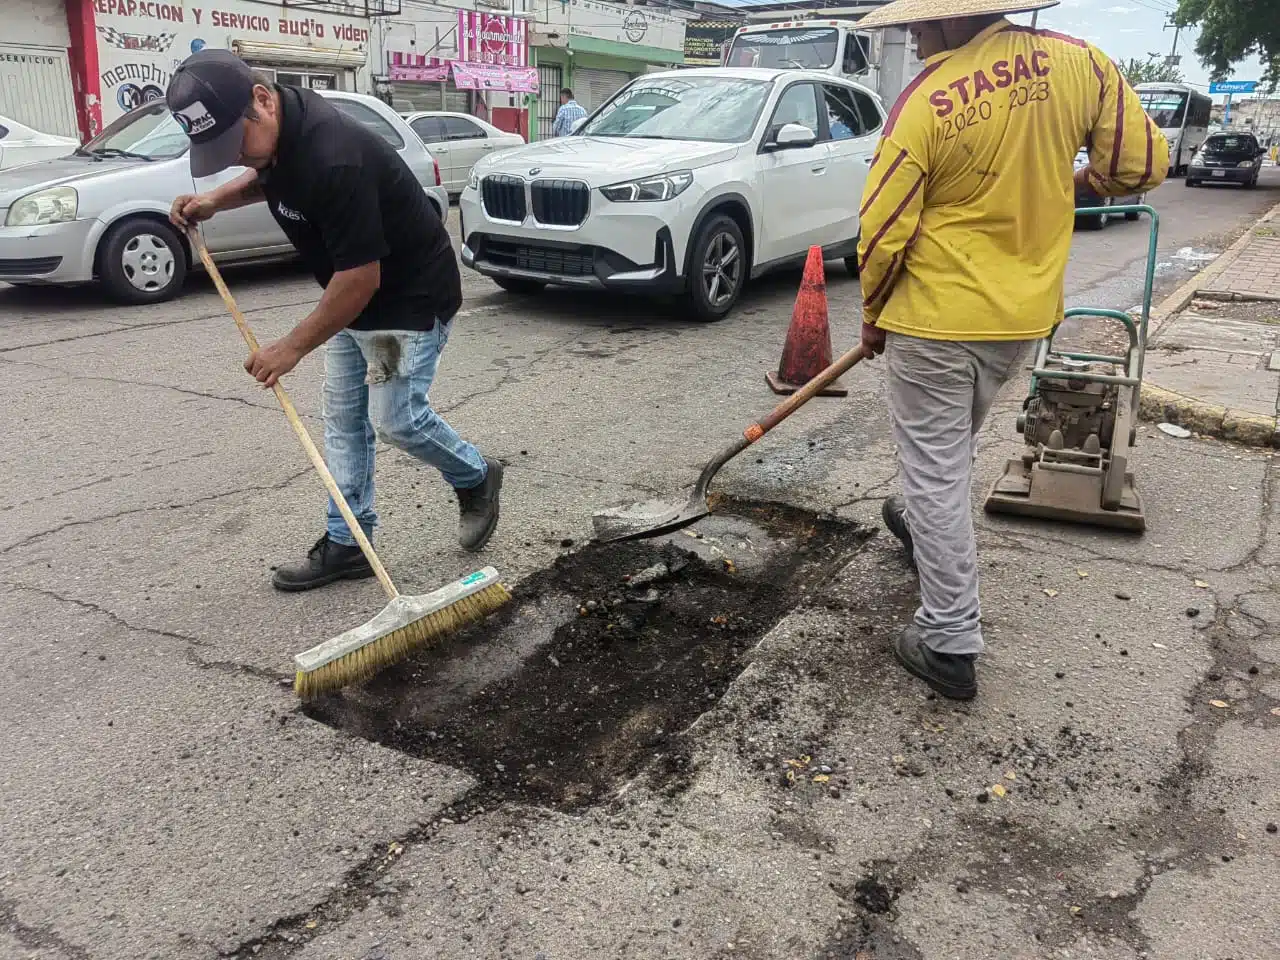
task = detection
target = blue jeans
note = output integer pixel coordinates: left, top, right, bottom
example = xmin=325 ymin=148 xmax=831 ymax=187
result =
xmin=321 ymin=324 xmax=487 ymax=546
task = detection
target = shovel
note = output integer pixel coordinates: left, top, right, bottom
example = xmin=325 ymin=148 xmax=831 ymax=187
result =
xmin=592 ymin=342 xmax=868 ymax=543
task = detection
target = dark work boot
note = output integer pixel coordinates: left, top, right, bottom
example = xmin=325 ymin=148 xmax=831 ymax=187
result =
xmin=272 ymin=535 xmax=374 ymax=592
xmin=893 ymin=626 xmax=977 ymax=700
xmin=456 ymin=457 xmax=504 ymax=552
xmin=881 ymin=495 xmax=916 ymax=568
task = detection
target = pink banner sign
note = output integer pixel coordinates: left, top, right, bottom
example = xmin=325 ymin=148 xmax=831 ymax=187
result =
xmin=450 ymin=61 xmax=538 ymax=93
xmin=457 ymin=10 xmax=529 ymax=67
xmin=387 ymin=50 xmax=449 ymax=82
xmin=389 ymin=63 xmax=449 ymax=82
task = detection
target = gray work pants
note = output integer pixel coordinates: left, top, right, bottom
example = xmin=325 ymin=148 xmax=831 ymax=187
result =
xmin=884 ymin=332 xmax=1033 ymax=656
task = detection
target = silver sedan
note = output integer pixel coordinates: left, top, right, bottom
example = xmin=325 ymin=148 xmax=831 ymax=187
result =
xmin=0 ymin=91 xmax=449 ymax=304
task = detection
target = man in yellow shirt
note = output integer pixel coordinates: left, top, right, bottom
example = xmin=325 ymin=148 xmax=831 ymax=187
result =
xmin=855 ymin=0 xmax=1168 ymax=699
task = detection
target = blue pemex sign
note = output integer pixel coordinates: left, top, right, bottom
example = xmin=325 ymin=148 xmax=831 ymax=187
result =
xmin=1208 ymin=80 xmax=1258 ymax=94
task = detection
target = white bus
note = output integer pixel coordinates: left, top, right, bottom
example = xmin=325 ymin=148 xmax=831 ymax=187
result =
xmin=1134 ymin=82 xmax=1212 ymax=175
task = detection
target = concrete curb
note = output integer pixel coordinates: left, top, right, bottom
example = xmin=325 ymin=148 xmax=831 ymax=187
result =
xmin=1139 ymin=384 xmax=1279 ymax=448
xmin=1138 ymin=198 xmax=1280 ymax=447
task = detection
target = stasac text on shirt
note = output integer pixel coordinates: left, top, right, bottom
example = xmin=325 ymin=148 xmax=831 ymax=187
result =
xmin=257 ymin=86 xmax=462 ymax=331
xmin=856 ymin=19 xmax=1170 ymax=342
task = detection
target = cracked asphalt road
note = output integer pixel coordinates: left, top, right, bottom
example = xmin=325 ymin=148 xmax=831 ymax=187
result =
xmin=2 ymin=171 xmax=1279 ymax=960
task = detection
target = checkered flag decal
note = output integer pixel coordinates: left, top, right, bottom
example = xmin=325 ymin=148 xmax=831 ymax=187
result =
xmin=97 ymin=26 xmax=176 ymax=53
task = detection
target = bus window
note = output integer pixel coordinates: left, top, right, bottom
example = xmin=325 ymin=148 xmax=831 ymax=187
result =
xmin=1139 ymin=91 xmax=1186 ymax=129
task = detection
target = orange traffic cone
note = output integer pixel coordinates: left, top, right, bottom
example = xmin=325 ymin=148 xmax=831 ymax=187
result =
xmin=766 ymin=246 xmax=848 ymax=397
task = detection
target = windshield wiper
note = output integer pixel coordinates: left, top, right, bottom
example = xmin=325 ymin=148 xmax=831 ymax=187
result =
xmin=84 ymin=147 xmax=155 ymax=161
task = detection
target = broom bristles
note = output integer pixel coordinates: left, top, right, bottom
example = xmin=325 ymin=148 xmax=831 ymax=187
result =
xmin=294 ymin=569 xmax=511 ymax=699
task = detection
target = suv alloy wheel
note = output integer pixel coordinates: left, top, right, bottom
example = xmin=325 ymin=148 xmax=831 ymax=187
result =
xmin=685 ymin=213 xmax=746 ymax=322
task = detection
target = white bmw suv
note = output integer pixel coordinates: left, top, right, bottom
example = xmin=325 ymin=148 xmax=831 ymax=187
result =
xmin=459 ymin=68 xmax=885 ymax=321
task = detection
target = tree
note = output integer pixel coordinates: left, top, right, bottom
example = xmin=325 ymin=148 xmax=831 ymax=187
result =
xmin=1175 ymin=0 xmax=1280 ymax=91
xmin=1119 ymin=54 xmax=1185 ymax=85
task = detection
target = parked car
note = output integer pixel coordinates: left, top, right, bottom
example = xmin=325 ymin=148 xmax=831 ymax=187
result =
xmin=1072 ymin=147 xmax=1144 ymax=230
xmin=0 ymin=116 xmax=80 ymax=171
xmin=459 ymin=68 xmax=884 ymax=321
xmin=1186 ymin=132 xmax=1266 ymax=188
xmin=402 ymin=111 xmax=525 ymax=195
xmin=0 ymin=91 xmax=448 ymax=304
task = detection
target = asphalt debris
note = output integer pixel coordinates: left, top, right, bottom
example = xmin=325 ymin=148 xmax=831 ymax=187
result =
xmin=306 ymin=498 xmax=867 ymax=811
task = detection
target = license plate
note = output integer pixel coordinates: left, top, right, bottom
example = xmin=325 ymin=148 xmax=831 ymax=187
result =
xmin=1212 ymin=169 xmax=1226 ymax=177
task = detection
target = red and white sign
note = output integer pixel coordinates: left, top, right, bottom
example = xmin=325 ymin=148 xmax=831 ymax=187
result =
xmin=456 ymin=11 xmax=527 ymax=67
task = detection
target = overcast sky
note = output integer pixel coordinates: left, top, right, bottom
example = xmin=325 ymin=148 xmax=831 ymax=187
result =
xmin=1011 ymin=0 xmax=1268 ymax=96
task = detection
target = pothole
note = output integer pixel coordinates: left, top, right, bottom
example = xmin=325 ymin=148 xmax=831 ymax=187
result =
xmin=305 ymin=498 xmax=870 ymax=810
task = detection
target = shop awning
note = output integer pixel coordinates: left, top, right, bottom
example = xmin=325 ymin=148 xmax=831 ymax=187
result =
xmin=232 ymin=40 xmax=368 ymax=69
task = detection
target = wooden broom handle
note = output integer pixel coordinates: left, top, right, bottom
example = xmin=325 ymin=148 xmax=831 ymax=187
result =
xmin=191 ymin=233 xmax=400 ymax=600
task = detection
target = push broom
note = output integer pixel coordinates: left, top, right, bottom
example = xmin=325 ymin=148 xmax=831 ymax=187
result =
xmin=190 ymin=234 xmax=511 ymax=698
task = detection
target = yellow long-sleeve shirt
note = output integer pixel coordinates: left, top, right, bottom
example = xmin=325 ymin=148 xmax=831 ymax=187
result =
xmin=856 ymin=19 xmax=1169 ymax=341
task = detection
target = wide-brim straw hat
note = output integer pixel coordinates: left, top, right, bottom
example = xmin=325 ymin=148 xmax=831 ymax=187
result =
xmin=857 ymin=0 xmax=1060 ymax=30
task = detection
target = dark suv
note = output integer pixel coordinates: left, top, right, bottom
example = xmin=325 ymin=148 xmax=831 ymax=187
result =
xmin=1186 ymin=133 xmax=1265 ymax=188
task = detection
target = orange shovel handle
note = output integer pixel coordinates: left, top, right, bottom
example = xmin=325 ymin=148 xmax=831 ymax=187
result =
xmin=744 ymin=343 xmax=867 ymax=443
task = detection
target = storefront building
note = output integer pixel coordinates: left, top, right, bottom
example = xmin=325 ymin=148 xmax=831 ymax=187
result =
xmin=379 ymin=8 xmax=536 ymax=137
xmin=530 ymin=0 xmax=692 ymax=139
xmin=0 ymin=0 xmax=377 ymax=143
xmin=1 ymin=0 xmax=694 ymax=146
xmin=91 ymin=0 xmax=374 ymax=128
xmin=1 ymin=0 xmax=84 ymax=139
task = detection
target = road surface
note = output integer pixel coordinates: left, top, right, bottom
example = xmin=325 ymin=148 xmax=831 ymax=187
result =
xmin=1 ymin=170 xmax=1278 ymax=960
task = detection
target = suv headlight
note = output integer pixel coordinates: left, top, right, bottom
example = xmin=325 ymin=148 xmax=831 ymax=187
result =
xmin=600 ymin=171 xmax=694 ymax=203
xmin=6 ymin=186 xmax=78 ymax=227
xmin=468 ymin=169 xmax=481 ymax=191
xmin=1238 ymin=160 xmax=1255 ymax=167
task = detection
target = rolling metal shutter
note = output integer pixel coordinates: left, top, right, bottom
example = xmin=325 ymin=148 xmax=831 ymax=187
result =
xmin=574 ymin=68 xmax=632 ymax=111
xmin=389 ymin=78 xmax=470 ymax=113
xmin=0 ymin=43 xmax=77 ymax=138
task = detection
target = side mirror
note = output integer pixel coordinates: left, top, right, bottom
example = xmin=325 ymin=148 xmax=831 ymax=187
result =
xmin=772 ymin=122 xmax=818 ymax=149
xmin=571 ymin=117 xmax=587 ymax=134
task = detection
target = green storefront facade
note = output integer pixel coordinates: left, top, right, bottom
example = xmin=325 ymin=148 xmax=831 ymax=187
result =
xmin=529 ymin=34 xmax=686 ymax=140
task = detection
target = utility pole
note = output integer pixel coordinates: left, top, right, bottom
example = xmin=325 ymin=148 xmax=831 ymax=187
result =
xmin=1163 ymin=14 xmax=1181 ymax=67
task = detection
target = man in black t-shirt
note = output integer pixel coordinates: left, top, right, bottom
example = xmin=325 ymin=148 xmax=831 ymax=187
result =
xmin=166 ymin=49 xmax=502 ymax=591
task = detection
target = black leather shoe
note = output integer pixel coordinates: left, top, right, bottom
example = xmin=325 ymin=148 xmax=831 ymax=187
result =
xmin=456 ymin=457 xmax=503 ymax=552
xmin=272 ymin=535 xmax=375 ymax=592
xmin=893 ymin=626 xmax=977 ymax=700
xmin=881 ymin=495 xmax=916 ymax=568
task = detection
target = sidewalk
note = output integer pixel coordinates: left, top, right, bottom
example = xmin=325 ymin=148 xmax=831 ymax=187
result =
xmin=1141 ymin=196 xmax=1280 ymax=446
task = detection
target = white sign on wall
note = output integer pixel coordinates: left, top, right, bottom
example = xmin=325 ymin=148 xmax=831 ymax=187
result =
xmin=545 ymin=0 xmax=687 ymax=54
xmin=92 ymin=0 xmax=372 ymax=123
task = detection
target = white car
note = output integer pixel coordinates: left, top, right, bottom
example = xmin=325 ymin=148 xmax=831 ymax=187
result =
xmin=0 ymin=92 xmax=448 ymax=303
xmin=0 ymin=115 xmax=79 ymax=171
xmin=401 ymin=111 xmax=525 ymax=195
xmin=459 ymin=67 xmax=884 ymax=321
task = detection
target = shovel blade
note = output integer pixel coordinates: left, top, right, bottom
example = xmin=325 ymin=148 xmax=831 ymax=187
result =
xmin=591 ymin=495 xmax=710 ymax=543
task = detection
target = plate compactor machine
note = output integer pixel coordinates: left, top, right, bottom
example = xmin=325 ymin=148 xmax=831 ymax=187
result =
xmin=984 ymin=204 xmax=1158 ymax=533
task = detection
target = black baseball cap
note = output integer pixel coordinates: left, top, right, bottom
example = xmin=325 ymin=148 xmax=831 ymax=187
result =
xmin=166 ymin=48 xmax=256 ymax=178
